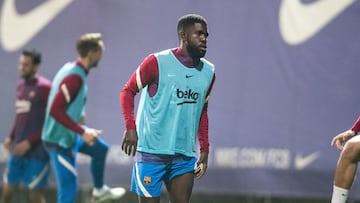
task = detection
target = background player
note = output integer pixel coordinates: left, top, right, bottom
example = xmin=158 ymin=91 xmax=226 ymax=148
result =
xmin=1 ymin=49 xmax=51 ymax=203
xmin=41 ymin=33 xmax=124 ymax=203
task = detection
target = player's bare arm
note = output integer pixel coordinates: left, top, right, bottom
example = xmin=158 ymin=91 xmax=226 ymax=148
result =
xmin=3 ymin=137 xmax=12 ymax=151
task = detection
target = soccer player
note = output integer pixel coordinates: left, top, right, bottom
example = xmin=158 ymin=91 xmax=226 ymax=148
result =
xmin=120 ymin=14 xmax=215 ymax=203
xmin=1 ymin=49 xmax=51 ymax=203
xmin=331 ymin=117 xmax=360 ymax=203
xmin=42 ymin=33 xmax=124 ymax=203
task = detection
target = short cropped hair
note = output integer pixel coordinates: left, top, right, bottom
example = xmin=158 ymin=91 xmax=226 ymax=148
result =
xmin=177 ymin=14 xmax=207 ymax=34
xmin=76 ymin=33 xmax=102 ymax=57
xmin=22 ymin=49 xmax=41 ymax=65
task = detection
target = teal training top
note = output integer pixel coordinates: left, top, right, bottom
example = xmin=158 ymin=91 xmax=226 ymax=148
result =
xmin=42 ymin=62 xmax=87 ymax=148
xmin=136 ymin=49 xmax=215 ymax=157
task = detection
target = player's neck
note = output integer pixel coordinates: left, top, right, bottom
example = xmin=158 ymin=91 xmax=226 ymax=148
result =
xmin=23 ymin=73 xmax=38 ymax=82
xmin=173 ymin=47 xmax=200 ymax=68
xmin=76 ymin=58 xmax=91 ymax=71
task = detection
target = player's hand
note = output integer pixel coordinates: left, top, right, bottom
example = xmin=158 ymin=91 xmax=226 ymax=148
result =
xmin=331 ymin=130 xmax=356 ymax=151
xmin=12 ymin=140 xmax=31 ymax=156
xmin=3 ymin=137 xmax=12 ymax=151
xmin=194 ymin=152 xmax=208 ymax=179
xmin=82 ymin=128 xmax=102 ymax=146
xmin=122 ymin=129 xmax=138 ymax=156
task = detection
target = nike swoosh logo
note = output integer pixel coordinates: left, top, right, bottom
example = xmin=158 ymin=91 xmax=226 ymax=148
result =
xmin=0 ymin=0 xmax=73 ymax=52
xmin=294 ymin=151 xmax=320 ymax=170
xmin=279 ymin=0 xmax=355 ymax=45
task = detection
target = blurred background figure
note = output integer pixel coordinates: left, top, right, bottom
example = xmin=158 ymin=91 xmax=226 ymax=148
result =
xmin=41 ymin=33 xmax=124 ymax=203
xmin=1 ymin=49 xmax=51 ymax=203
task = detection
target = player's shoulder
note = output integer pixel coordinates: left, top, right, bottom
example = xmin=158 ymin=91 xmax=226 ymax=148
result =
xmin=16 ymin=79 xmax=25 ymax=88
xmin=143 ymin=53 xmax=157 ymax=62
xmin=153 ymin=48 xmax=173 ymax=58
xmin=200 ymin=58 xmax=214 ymax=68
xmin=37 ymin=75 xmax=52 ymax=88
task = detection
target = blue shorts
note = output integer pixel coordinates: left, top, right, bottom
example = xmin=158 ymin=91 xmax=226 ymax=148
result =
xmin=46 ymin=135 xmax=108 ymax=203
xmin=131 ymin=152 xmax=197 ymax=198
xmin=4 ymin=155 xmax=50 ymax=189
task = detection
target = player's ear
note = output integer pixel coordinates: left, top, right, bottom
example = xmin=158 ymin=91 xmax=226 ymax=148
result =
xmin=34 ymin=64 xmax=40 ymax=72
xmin=179 ymin=31 xmax=186 ymax=42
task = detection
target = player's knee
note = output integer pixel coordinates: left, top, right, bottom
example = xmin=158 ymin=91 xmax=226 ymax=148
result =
xmin=343 ymin=141 xmax=360 ymax=159
xmin=28 ymin=190 xmax=45 ymax=203
xmin=169 ymin=195 xmax=190 ymax=203
xmin=97 ymin=139 xmax=109 ymax=154
xmin=1 ymin=183 xmax=14 ymax=197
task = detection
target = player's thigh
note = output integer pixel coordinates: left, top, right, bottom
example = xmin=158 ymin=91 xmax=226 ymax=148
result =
xmin=1 ymin=182 xmax=16 ymax=198
xmin=138 ymin=196 xmax=161 ymax=203
xmin=48 ymin=149 xmax=78 ymax=201
xmin=167 ymin=172 xmax=194 ymax=203
xmin=28 ymin=188 xmax=46 ymax=202
xmin=347 ymin=135 xmax=360 ymax=145
xmin=131 ymin=162 xmax=166 ymax=199
xmin=344 ymin=136 xmax=360 ymax=159
xmin=23 ymin=159 xmax=50 ymax=189
xmin=165 ymin=157 xmax=196 ymax=203
xmin=77 ymin=137 xmax=108 ymax=158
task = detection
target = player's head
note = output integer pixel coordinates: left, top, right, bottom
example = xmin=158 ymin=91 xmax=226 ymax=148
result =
xmin=76 ymin=33 xmax=104 ymax=68
xmin=177 ymin=14 xmax=208 ymax=59
xmin=19 ymin=49 xmax=41 ymax=80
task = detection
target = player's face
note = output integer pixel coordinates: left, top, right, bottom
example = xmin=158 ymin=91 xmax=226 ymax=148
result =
xmin=89 ymin=40 xmax=104 ymax=68
xmin=18 ymin=55 xmax=37 ymax=80
xmin=184 ymin=22 xmax=208 ymax=59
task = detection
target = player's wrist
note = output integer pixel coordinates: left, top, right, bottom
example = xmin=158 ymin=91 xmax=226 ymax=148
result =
xmin=200 ymin=149 xmax=209 ymax=154
xmin=345 ymin=129 xmax=356 ymax=139
xmin=125 ymin=121 xmax=136 ymax=129
xmin=346 ymin=130 xmax=356 ymax=137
